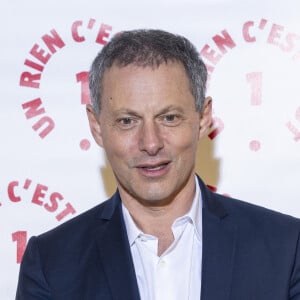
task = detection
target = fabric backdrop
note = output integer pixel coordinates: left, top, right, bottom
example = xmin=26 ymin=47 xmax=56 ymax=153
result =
xmin=1 ymin=0 xmax=300 ymax=298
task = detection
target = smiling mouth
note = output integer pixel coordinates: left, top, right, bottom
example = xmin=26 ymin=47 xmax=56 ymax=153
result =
xmin=135 ymin=160 xmax=171 ymax=175
xmin=140 ymin=162 xmax=169 ymax=170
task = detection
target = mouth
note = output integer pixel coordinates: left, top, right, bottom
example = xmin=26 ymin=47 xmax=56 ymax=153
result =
xmin=136 ymin=161 xmax=171 ymax=177
xmin=141 ymin=162 xmax=169 ymax=169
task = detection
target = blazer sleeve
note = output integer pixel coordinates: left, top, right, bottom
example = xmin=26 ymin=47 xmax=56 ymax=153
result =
xmin=15 ymin=236 xmax=51 ymax=300
xmin=290 ymin=228 xmax=300 ymax=299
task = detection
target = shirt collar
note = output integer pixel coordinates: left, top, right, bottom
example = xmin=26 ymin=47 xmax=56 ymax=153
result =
xmin=173 ymin=176 xmax=202 ymax=240
xmin=122 ymin=201 xmax=143 ymax=246
xmin=122 ymin=175 xmax=202 ymax=246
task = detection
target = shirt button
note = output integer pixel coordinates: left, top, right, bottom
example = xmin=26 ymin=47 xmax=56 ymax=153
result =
xmin=139 ymin=235 xmax=147 ymax=242
xmin=159 ymin=259 xmax=166 ymax=267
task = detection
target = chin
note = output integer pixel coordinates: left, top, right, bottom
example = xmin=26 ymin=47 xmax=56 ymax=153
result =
xmin=136 ymin=190 xmax=175 ymax=206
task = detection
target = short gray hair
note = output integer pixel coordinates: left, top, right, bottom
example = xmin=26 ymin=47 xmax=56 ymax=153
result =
xmin=89 ymin=29 xmax=207 ymax=114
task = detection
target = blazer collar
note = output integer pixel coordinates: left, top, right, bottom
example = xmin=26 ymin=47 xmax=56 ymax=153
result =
xmin=95 ymin=192 xmax=140 ymax=300
xmin=197 ymin=175 xmax=237 ymax=300
xmin=196 ymin=175 xmax=228 ymax=218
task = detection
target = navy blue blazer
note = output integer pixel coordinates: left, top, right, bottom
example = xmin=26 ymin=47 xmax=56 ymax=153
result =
xmin=16 ymin=177 xmax=300 ymax=299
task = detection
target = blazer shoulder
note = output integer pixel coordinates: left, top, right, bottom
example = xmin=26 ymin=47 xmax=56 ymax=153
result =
xmin=36 ymin=194 xmax=118 ymax=244
xmin=213 ymin=191 xmax=300 ymax=233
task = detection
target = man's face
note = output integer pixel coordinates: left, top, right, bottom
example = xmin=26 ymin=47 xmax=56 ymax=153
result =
xmin=87 ymin=62 xmax=211 ymax=206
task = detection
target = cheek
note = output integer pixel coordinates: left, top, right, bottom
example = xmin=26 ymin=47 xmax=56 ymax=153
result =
xmin=104 ymin=132 xmax=138 ymax=162
xmin=166 ymin=128 xmax=199 ymax=151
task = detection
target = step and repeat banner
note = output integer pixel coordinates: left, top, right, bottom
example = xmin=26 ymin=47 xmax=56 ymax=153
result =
xmin=1 ymin=0 xmax=300 ymax=298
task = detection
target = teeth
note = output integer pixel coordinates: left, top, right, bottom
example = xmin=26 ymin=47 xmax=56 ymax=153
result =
xmin=144 ymin=165 xmax=165 ymax=170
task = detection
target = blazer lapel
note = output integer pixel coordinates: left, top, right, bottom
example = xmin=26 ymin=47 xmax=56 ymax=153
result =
xmin=95 ymin=192 xmax=140 ymax=300
xmin=199 ymin=178 xmax=237 ymax=300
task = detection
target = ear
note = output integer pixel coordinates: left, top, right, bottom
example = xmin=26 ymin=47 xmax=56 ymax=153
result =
xmin=198 ymin=96 xmax=212 ymax=139
xmin=86 ymin=104 xmax=104 ymax=147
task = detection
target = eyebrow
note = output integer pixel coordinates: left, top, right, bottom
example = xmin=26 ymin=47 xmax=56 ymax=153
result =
xmin=156 ymin=105 xmax=185 ymax=115
xmin=112 ymin=105 xmax=186 ymax=118
xmin=112 ymin=109 xmax=141 ymax=117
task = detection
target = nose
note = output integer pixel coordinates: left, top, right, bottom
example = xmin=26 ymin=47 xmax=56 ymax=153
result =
xmin=138 ymin=121 xmax=164 ymax=155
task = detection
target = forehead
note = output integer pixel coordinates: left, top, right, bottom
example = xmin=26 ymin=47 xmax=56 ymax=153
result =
xmin=101 ymin=62 xmax=193 ymax=107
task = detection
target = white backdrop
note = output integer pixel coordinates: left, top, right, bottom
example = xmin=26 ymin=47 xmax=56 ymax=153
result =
xmin=1 ymin=0 xmax=300 ymax=298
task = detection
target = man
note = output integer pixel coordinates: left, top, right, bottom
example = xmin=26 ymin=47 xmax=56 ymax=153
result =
xmin=16 ymin=29 xmax=300 ymax=299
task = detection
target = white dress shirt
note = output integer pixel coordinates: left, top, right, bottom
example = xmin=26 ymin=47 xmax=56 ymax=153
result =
xmin=122 ymin=176 xmax=202 ymax=300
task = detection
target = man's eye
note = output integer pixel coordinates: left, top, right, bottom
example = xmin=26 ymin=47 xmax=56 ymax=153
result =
xmin=116 ymin=117 xmax=137 ymax=129
xmin=160 ymin=114 xmax=182 ymax=126
xmin=120 ymin=118 xmax=132 ymax=125
xmin=163 ymin=114 xmax=181 ymax=123
xmin=164 ymin=114 xmax=177 ymax=122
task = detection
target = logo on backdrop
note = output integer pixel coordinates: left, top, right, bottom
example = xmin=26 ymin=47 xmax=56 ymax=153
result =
xmin=203 ymin=18 xmax=300 ymax=149
xmin=19 ymin=19 xmax=113 ymax=150
xmin=7 ymin=179 xmax=75 ymax=222
xmin=1 ymin=178 xmax=76 ymax=263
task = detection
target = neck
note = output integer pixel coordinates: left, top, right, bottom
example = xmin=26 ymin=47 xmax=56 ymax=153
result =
xmin=120 ymin=176 xmax=196 ymax=255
